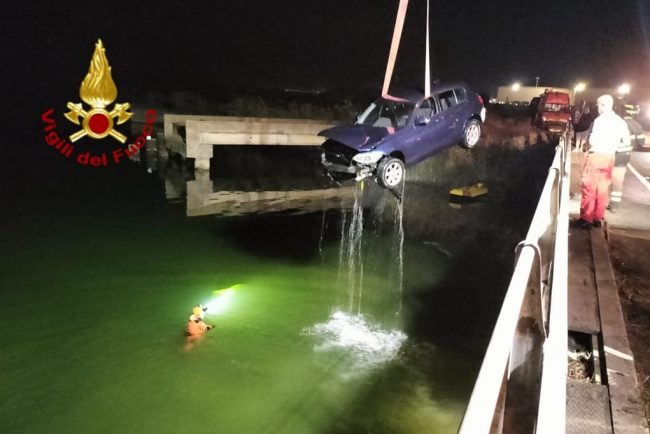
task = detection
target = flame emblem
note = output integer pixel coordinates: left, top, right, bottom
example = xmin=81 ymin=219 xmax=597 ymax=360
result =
xmin=65 ymin=39 xmax=132 ymax=143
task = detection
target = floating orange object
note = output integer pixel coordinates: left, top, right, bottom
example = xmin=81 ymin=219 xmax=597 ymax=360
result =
xmin=449 ymin=182 xmax=488 ymax=198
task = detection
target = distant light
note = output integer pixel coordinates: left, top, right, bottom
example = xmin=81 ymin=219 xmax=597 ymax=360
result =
xmin=574 ymin=82 xmax=586 ymax=93
xmin=618 ymin=83 xmax=631 ymax=95
xmin=511 ymin=82 xmax=521 ymax=91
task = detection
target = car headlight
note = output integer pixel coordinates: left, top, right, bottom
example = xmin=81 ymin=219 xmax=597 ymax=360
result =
xmin=352 ymin=151 xmax=384 ymax=165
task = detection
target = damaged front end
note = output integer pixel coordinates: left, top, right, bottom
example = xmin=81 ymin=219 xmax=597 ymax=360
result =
xmin=319 ymin=124 xmax=392 ymax=183
xmin=320 ymin=139 xmax=385 ymax=182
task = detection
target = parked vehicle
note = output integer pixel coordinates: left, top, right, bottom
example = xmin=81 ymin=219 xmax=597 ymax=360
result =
xmin=532 ymin=89 xmax=572 ymax=134
xmin=319 ymin=82 xmax=486 ymax=189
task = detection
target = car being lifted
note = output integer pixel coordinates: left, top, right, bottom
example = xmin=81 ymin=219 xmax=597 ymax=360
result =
xmin=319 ymin=82 xmax=486 ymax=190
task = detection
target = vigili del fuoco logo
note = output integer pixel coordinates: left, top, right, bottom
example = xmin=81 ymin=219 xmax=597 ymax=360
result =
xmin=41 ymin=39 xmax=156 ymax=167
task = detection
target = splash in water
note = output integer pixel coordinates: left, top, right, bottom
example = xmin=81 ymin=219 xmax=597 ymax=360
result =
xmin=302 ymin=310 xmax=406 ymax=379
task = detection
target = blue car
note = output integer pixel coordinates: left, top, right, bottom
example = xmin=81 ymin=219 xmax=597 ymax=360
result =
xmin=319 ymin=82 xmax=486 ymax=189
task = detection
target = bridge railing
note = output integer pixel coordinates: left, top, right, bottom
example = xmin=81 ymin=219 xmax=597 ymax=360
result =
xmin=459 ymin=131 xmax=572 ymax=434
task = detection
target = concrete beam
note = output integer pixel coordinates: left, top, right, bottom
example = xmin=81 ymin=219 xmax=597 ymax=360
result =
xmin=163 ymin=114 xmax=334 ymax=170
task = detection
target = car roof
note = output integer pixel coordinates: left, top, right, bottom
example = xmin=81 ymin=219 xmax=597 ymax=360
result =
xmin=543 ymin=92 xmax=570 ymax=104
xmin=389 ymin=82 xmax=472 ymax=103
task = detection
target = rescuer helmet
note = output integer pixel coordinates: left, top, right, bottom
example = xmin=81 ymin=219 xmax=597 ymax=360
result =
xmin=192 ymin=306 xmax=204 ymax=318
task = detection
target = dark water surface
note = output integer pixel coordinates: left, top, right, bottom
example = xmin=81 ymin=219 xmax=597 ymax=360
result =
xmin=1 ymin=145 xmax=549 ymax=433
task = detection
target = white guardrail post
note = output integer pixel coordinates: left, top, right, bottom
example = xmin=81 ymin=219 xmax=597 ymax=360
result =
xmin=458 ymin=132 xmax=571 ymax=434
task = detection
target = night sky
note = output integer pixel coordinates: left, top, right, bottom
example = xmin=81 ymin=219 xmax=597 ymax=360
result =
xmin=4 ymin=0 xmax=650 ymax=106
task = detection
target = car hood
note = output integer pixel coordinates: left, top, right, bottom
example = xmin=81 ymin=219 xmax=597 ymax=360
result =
xmin=318 ymin=125 xmax=394 ymax=151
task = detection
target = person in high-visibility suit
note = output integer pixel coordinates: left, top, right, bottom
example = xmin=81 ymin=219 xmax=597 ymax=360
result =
xmin=185 ymin=305 xmax=214 ymax=348
xmin=579 ymin=94 xmax=630 ymax=228
xmin=609 ymin=104 xmax=639 ymax=211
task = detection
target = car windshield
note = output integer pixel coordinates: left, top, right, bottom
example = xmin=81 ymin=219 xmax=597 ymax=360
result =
xmin=543 ymin=103 xmax=571 ymax=113
xmin=355 ymin=99 xmax=415 ymax=129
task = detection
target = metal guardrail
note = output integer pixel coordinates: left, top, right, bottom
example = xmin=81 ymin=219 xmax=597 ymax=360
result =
xmin=459 ymin=131 xmax=572 ymax=434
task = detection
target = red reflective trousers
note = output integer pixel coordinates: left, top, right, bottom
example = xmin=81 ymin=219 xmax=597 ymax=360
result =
xmin=580 ymin=153 xmax=614 ymax=222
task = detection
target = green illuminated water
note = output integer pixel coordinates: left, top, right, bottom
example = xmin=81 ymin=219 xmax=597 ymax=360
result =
xmin=1 ymin=149 xmax=537 ymax=433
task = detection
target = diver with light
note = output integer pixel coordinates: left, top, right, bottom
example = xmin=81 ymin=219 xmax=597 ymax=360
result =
xmin=186 ymin=305 xmax=214 ymax=344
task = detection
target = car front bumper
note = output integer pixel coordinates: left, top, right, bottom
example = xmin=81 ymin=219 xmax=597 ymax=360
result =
xmin=321 ymin=153 xmax=378 ymax=182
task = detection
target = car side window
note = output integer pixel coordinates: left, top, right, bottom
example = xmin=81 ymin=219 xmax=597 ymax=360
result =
xmin=373 ymin=105 xmax=393 ymax=127
xmin=453 ymin=88 xmax=467 ymax=103
xmin=394 ymin=103 xmax=412 ymax=127
xmin=415 ymin=98 xmax=436 ymax=118
xmin=437 ymin=90 xmax=457 ymax=112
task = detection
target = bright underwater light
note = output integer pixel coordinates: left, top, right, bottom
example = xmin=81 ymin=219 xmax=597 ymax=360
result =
xmin=203 ymin=286 xmax=238 ymax=315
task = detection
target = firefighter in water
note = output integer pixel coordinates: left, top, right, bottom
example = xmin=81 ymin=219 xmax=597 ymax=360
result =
xmin=578 ymin=94 xmax=630 ymax=228
xmin=185 ymin=305 xmax=214 ymax=348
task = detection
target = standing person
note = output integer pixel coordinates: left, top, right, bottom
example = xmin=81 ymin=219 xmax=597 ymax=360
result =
xmin=609 ymin=104 xmax=638 ymax=211
xmin=578 ymin=95 xmax=630 ymax=228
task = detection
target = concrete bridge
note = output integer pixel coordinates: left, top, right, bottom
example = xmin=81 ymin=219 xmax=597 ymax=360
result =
xmin=163 ymin=114 xmax=334 ymax=170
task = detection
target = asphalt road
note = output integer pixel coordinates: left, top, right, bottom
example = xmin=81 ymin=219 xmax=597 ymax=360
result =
xmin=608 ymin=149 xmax=650 ymax=230
xmin=627 ymin=150 xmax=650 ymax=204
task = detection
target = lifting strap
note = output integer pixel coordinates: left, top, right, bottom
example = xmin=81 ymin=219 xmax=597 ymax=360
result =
xmin=381 ymin=0 xmax=409 ymax=98
xmin=382 ymin=0 xmax=431 ymax=98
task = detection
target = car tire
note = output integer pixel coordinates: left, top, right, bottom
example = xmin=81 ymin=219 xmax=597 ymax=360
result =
xmin=461 ymin=119 xmax=482 ymax=149
xmin=377 ymin=157 xmax=405 ymax=189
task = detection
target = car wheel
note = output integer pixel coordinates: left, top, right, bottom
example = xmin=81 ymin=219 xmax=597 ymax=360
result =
xmin=462 ymin=119 xmax=481 ymax=149
xmin=377 ymin=157 xmax=405 ymax=189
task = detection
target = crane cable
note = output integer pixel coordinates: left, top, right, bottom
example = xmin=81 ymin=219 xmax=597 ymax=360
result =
xmin=424 ymin=0 xmax=431 ymax=98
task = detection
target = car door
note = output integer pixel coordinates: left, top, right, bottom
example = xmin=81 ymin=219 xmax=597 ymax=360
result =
xmin=416 ymin=91 xmax=459 ymax=155
xmin=406 ymin=97 xmax=450 ymax=164
xmin=438 ymin=89 xmax=465 ymax=143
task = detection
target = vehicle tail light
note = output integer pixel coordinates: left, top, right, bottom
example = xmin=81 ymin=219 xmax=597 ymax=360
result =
xmin=476 ymin=93 xmax=484 ymax=106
